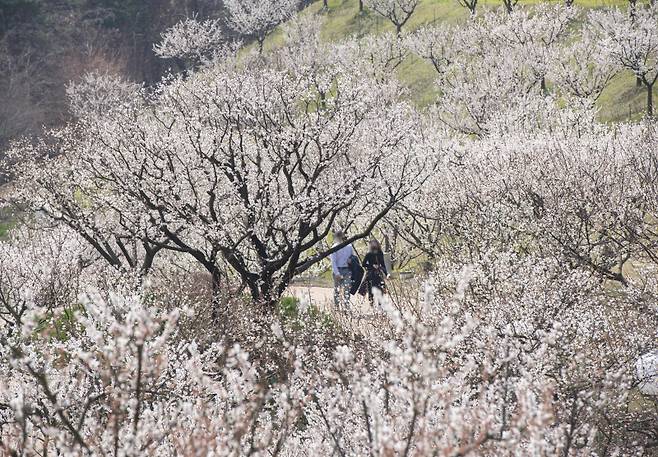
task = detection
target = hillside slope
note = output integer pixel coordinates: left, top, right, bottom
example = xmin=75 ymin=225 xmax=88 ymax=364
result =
xmin=271 ymin=0 xmax=647 ymax=122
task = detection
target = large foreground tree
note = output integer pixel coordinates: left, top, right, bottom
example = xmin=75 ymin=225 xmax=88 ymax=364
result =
xmin=7 ymin=27 xmax=432 ymax=317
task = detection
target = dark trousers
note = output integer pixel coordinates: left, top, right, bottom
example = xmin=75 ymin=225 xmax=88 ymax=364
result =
xmin=364 ymin=271 xmax=385 ymax=302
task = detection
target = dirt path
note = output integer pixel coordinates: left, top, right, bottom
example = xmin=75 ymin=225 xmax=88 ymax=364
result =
xmin=287 ymin=285 xmax=333 ymax=307
xmin=287 ymin=284 xmax=376 ymax=314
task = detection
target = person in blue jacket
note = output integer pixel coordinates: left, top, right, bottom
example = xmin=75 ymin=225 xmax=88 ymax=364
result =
xmin=329 ymin=231 xmax=354 ymax=308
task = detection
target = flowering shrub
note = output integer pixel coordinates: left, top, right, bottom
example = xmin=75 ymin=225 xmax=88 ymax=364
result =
xmin=1 ymin=230 xmax=656 ymax=455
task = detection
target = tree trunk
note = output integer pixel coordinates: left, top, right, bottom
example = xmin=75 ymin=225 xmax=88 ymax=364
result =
xmin=260 ymin=279 xmax=276 ymax=313
xmin=139 ymin=245 xmax=160 ymax=277
xmin=629 ymin=0 xmax=637 ymax=20
xmin=359 ymin=0 xmax=364 ymax=12
xmin=210 ymin=267 xmax=229 ymax=325
xmin=648 ymin=82 xmax=654 ymax=118
xmin=241 ymin=271 xmax=278 ymax=314
xmin=257 ymin=36 xmax=265 ymax=55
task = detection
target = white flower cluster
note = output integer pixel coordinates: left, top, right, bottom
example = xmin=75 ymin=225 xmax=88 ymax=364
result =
xmin=154 ymin=17 xmax=226 ymax=63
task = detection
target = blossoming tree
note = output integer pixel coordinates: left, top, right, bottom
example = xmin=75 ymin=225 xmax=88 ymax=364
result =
xmin=591 ymin=6 xmax=658 ymax=116
xmin=7 ymin=25 xmax=433 ymax=317
xmin=224 ymin=0 xmax=300 ymax=54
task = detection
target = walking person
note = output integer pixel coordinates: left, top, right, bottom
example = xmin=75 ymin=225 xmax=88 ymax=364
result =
xmin=361 ymin=239 xmax=388 ymax=304
xmin=329 ymin=231 xmax=354 ymax=309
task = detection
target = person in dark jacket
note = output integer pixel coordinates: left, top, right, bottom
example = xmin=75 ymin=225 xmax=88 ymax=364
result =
xmin=361 ymin=239 xmax=388 ymax=303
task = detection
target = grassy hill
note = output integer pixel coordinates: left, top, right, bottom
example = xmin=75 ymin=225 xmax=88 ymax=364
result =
xmin=267 ymin=0 xmax=648 ymax=122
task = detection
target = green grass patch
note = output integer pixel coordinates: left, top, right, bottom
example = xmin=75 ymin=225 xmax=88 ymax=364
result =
xmin=35 ymin=304 xmax=85 ymax=342
xmin=597 ymin=71 xmax=651 ymax=122
xmin=279 ymin=295 xmax=302 ymax=320
xmin=279 ymin=295 xmax=336 ymax=329
xmin=0 ymin=218 xmax=15 ymax=239
xmin=397 ymin=54 xmax=439 ymax=107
